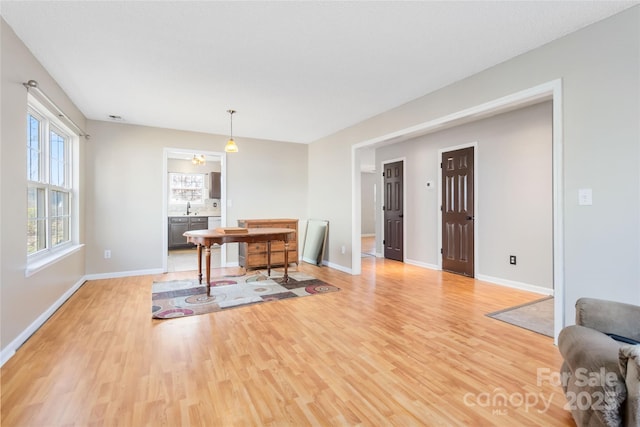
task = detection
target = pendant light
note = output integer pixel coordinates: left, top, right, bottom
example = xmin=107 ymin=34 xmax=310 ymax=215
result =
xmin=191 ymin=154 xmax=205 ymax=165
xmin=224 ymin=109 xmax=239 ymax=153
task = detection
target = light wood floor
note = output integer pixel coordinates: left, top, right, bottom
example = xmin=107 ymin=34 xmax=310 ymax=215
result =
xmin=168 ymin=248 xmax=221 ymax=273
xmin=1 ymin=258 xmax=574 ymax=426
xmin=361 ymin=236 xmax=375 ymax=256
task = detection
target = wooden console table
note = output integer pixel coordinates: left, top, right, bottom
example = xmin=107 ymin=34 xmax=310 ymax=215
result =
xmin=183 ymin=228 xmax=296 ymax=296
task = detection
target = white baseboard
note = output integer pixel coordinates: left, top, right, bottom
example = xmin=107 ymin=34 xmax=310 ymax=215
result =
xmin=405 ymin=259 xmax=440 ymax=270
xmin=84 ymin=268 xmax=164 ymax=281
xmin=0 ymin=276 xmax=87 ymax=367
xmin=476 ymin=274 xmax=554 ymax=296
xmin=399 ymin=260 xmax=553 ymax=296
xmin=322 ymin=260 xmax=352 ymax=274
xmin=360 ymin=252 xmax=384 ymax=258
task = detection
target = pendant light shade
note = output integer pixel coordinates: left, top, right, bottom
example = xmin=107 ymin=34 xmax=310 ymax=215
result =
xmin=224 ymin=138 xmax=238 ymax=153
xmin=224 ymin=109 xmax=238 ymax=153
xmin=191 ymin=154 xmax=206 ymax=165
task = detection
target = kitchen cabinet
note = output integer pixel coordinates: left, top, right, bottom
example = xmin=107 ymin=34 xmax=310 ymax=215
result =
xmin=168 ymin=216 xmax=208 ymax=249
xmin=210 ymin=172 xmax=221 ymax=199
xmin=237 ymin=218 xmax=298 ymax=269
xmin=169 ymin=217 xmax=189 ymax=248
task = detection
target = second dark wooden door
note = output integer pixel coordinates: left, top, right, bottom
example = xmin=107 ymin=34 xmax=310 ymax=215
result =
xmin=442 ymin=147 xmax=474 ymax=277
xmin=384 ymin=161 xmax=403 ymax=261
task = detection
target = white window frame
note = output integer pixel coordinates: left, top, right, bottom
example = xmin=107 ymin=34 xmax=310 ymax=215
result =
xmin=168 ymin=172 xmax=206 ymax=205
xmin=26 ymin=95 xmax=81 ymax=276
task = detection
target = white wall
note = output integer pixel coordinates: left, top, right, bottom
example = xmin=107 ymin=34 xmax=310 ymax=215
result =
xmin=376 ymin=101 xmax=552 ymax=291
xmin=85 ymin=120 xmax=308 ymax=274
xmin=1 ymin=19 xmax=87 ymax=358
xmin=308 ymin=7 xmax=640 ymax=324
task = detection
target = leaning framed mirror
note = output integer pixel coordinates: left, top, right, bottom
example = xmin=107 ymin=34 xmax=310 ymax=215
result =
xmin=302 ymin=219 xmax=329 ymax=266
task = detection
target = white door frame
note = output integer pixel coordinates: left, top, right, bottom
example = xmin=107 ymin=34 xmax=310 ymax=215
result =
xmin=162 ymin=148 xmax=227 ymax=272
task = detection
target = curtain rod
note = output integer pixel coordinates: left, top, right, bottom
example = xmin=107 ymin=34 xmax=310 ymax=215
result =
xmin=22 ymin=80 xmax=90 ymax=139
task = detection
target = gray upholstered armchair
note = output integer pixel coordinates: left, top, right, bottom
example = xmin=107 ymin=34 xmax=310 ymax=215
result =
xmin=558 ymin=298 xmax=640 ymax=427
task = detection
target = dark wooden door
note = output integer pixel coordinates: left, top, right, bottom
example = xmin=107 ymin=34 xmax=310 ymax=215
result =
xmin=384 ymin=161 xmax=403 ymax=261
xmin=442 ymin=147 xmax=474 ymax=277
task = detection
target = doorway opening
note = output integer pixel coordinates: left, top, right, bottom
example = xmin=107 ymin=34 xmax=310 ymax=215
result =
xmin=361 ymin=173 xmax=377 ymax=258
xmin=359 ymin=148 xmax=377 ymax=258
xmin=351 ymin=79 xmax=563 ymax=340
xmin=162 ymin=148 xmax=227 ymax=273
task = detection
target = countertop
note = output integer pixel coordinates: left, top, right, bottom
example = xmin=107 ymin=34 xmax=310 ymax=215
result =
xmin=169 ymin=214 xmax=221 ymax=218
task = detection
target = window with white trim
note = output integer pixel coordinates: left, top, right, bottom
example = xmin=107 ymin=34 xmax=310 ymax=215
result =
xmin=27 ymin=103 xmax=74 ymax=257
xmin=169 ymin=173 xmax=205 ymax=204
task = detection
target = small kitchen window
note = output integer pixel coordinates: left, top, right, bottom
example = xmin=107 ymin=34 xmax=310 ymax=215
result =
xmin=169 ymin=173 xmax=205 ymax=204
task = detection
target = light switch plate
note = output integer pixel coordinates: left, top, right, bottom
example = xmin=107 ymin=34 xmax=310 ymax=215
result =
xmin=578 ymin=188 xmax=593 ymax=206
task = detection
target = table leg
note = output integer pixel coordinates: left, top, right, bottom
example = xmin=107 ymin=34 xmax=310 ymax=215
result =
xmin=205 ymin=245 xmax=211 ymax=296
xmin=267 ymin=240 xmax=272 ymax=276
xmin=197 ymin=244 xmax=203 ymax=284
xmin=283 ymin=240 xmax=289 ymax=283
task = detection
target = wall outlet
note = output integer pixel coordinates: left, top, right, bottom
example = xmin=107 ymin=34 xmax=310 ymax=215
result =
xmin=104 ymin=249 xmax=111 ymax=259
xmin=509 ymin=255 xmax=516 ymax=265
xmin=341 ymin=245 xmax=346 ymax=254
xmin=578 ymin=188 xmax=593 ymax=206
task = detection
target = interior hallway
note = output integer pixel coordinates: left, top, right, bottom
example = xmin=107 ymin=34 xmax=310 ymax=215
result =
xmin=361 ymin=235 xmax=376 ymax=257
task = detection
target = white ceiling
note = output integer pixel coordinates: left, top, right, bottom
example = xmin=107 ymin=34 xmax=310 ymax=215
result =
xmin=2 ymin=1 xmax=637 ymax=143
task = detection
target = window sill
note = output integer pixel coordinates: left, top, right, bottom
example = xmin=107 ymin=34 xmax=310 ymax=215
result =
xmin=25 ymin=244 xmax=85 ymax=278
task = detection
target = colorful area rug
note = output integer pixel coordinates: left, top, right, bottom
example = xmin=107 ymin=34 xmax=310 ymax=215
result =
xmin=152 ymin=270 xmax=339 ymax=319
xmin=486 ymin=296 xmax=554 ymax=337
